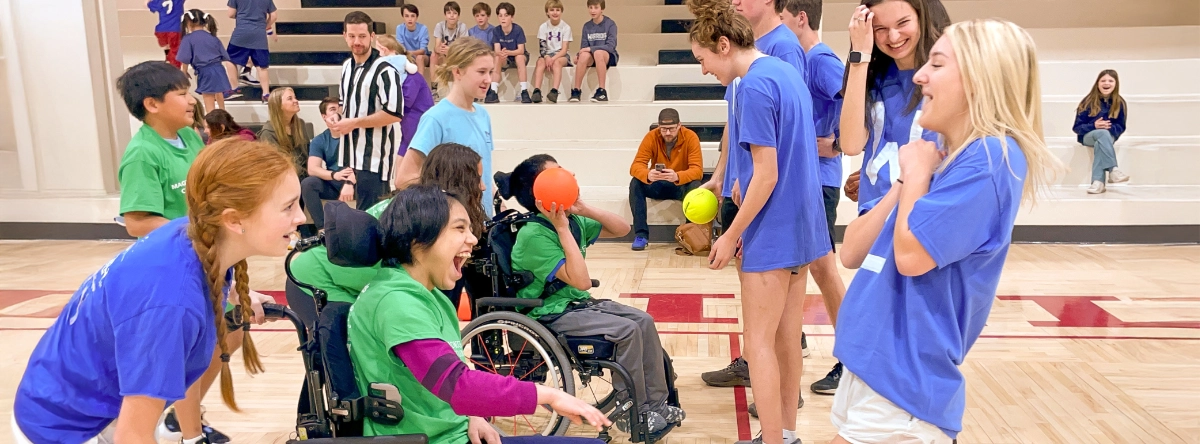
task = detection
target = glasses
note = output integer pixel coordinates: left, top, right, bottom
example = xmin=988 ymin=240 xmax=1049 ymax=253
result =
xmin=659 ymin=125 xmax=680 ymax=132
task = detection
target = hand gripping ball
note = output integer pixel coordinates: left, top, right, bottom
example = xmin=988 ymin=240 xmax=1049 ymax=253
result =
xmin=533 ymin=167 xmax=579 ymax=209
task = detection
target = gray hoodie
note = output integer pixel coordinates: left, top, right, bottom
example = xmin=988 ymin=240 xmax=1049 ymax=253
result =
xmin=580 ymin=16 xmax=618 ymax=60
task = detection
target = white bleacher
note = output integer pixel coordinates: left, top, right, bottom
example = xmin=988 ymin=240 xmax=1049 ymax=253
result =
xmin=115 ymin=0 xmax=1200 ymax=230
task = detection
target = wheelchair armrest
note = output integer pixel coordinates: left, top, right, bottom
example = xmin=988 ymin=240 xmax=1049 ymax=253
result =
xmin=476 ymin=297 xmax=544 ymax=310
xmin=591 ymin=279 xmax=600 ymax=288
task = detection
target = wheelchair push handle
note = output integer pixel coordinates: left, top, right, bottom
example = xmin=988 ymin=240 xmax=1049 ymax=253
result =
xmin=260 ymin=303 xmax=310 ymax=345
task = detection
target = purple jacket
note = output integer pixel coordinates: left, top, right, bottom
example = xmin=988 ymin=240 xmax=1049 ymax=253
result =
xmin=400 ymin=72 xmax=434 ymax=157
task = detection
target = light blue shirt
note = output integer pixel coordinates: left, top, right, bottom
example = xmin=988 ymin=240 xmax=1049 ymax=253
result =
xmin=408 ymin=100 xmax=495 ymax=217
xmin=834 ymin=136 xmax=1028 ymax=438
xmin=858 ymin=64 xmax=939 ymax=212
xmin=397 ymin=23 xmax=430 ymax=53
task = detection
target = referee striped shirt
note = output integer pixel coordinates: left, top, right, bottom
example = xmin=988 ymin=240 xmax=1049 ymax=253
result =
xmin=339 ymin=49 xmax=404 ymax=177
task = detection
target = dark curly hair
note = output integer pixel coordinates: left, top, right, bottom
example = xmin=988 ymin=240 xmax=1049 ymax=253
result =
xmin=495 ymin=154 xmax=557 ymax=213
xmin=420 ymin=143 xmax=486 ymax=238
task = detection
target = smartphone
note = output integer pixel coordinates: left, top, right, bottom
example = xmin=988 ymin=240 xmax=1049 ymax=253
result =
xmin=655 ymin=163 xmax=666 ymax=172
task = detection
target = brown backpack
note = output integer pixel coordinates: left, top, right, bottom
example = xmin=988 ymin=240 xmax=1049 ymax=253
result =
xmin=674 ymin=223 xmax=712 ymax=256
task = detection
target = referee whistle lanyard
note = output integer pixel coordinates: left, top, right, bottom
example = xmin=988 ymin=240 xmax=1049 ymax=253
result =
xmin=864 ymin=100 xmax=925 ymax=186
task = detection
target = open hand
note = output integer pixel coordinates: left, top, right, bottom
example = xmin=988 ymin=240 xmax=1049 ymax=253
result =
xmin=467 ymin=417 xmax=501 ymax=444
xmin=547 ymin=390 xmax=610 ymax=431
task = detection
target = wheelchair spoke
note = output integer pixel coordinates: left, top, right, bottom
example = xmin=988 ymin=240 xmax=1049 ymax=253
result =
xmin=516 ymin=359 xmax=546 ymax=382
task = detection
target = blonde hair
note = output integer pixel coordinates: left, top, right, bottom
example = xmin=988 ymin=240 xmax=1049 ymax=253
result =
xmin=266 ymin=87 xmax=305 ymax=156
xmin=185 ymin=138 xmax=294 ymax=409
xmin=434 ymin=36 xmax=494 ymax=86
xmin=1076 ymin=69 xmax=1125 ymax=119
xmin=376 ymin=34 xmax=407 ymax=56
xmin=939 ymin=19 xmax=1063 ymax=204
xmin=687 ymin=0 xmax=755 ymax=53
xmin=545 ymin=0 xmax=563 ymax=12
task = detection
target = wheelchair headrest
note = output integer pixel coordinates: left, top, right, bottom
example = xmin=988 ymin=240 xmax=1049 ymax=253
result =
xmin=323 ymin=201 xmax=382 ymax=267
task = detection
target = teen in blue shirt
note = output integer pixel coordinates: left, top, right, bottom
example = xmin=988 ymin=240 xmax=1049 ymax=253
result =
xmin=12 ymin=140 xmax=303 ymax=443
xmin=839 ymin=0 xmax=949 ymax=214
xmin=689 ymin=0 xmax=828 ymax=442
xmin=831 ymin=19 xmax=1063 ymax=443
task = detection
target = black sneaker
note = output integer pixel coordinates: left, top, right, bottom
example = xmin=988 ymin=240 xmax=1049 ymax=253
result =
xmin=735 ymin=433 xmax=801 ymax=444
xmin=747 ymin=395 xmax=803 ymax=418
xmin=531 ymin=88 xmax=543 ymax=103
xmin=547 ymin=88 xmax=559 ymax=103
xmin=802 ymin=332 xmax=812 ymax=357
xmin=485 ymin=88 xmax=499 ymax=104
xmin=520 ymin=89 xmax=533 ymax=103
xmin=569 ymin=88 xmax=582 ymax=102
xmin=591 ymin=87 xmax=608 ymax=102
xmin=158 ymin=407 xmax=231 ymax=443
xmin=811 ymin=361 xmax=843 ymax=395
xmin=701 ymin=356 xmax=750 ymax=387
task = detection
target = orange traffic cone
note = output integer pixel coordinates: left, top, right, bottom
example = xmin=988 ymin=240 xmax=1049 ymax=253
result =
xmin=457 ymin=291 xmax=472 ymax=321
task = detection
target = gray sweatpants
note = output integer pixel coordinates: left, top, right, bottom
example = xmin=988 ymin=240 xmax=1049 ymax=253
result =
xmin=544 ymin=300 xmax=669 ymax=411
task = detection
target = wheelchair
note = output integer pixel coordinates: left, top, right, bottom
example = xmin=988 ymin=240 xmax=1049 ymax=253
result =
xmin=459 ymin=208 xmax=683 ymax=443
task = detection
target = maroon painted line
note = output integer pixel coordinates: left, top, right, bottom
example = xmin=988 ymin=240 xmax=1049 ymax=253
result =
xmin=729 ymin=333 xmax=752 ymax=441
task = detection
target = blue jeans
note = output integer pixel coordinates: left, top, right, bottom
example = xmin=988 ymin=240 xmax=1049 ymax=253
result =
xmin=1083 ymin=129 xmax=1117 ymax=182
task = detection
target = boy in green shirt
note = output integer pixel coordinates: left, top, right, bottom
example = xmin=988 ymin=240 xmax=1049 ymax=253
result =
xmin=501 ymin=154 xmax=686 ymax=434
xmin=116 ymin=61 xmax=206 ymax=238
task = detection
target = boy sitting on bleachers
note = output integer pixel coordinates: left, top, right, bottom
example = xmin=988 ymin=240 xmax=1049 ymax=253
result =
xmin=570 ymin=0 xmax=618 ymax=102
xmin=627 ymin=108 xmax=703 ymax=250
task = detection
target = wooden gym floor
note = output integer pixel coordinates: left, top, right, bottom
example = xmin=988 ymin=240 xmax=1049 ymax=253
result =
xmin=0 ymin=240 xmax=1198 ymax=443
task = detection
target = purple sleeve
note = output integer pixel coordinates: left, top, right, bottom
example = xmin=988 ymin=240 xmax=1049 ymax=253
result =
xmin=402 ymin=76 xmax=420 ymax=115
xmin=393 ymin=339 xmax=538 ymax=417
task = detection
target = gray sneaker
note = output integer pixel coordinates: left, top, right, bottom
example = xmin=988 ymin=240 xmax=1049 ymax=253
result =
xmin=747 ymin=395 xmax=803 ymax=418
xmin=735 ymin=433 xmax=802 ymax=444
xmin=615 ymin=410 xmax=669 ymax=434
xmin=656 ymin=405 xmax=686 ymax=424
xmin=701 ymin=357 xmax=750 ymax=387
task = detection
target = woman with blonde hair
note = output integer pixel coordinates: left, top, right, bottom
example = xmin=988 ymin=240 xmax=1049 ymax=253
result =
xmin=259 ymin=87 xmax=314 ymax=180
xmin=12 ymin=139 xmax=304 ymax=443
xmin=1073 ymin=69 xmax=1129 ymax=194
xmin=832 ymin=19 xmax=1063 ymax=443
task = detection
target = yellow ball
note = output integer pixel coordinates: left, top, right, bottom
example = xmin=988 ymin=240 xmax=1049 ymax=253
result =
xmin=682 ymin=188 xmax=719 ymax=224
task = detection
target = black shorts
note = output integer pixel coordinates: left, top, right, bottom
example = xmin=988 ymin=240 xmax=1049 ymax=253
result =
xmin=822 ymin=186 xmax=839 ymax=253
xmin=228 ymin=43 xmax=270 ymax=68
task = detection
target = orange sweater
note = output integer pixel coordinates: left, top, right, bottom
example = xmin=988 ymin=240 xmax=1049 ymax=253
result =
xmin=629 ymin=126 xmax=703 ymax=185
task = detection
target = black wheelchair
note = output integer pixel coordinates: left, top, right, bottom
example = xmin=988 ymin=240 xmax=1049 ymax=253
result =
xmin=269 ymin=202 xmax=681 ymax=443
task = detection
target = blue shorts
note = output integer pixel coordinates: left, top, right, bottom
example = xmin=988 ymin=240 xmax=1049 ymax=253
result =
xmin=228 ymin=43 xmax=270 ymax=68
xmin=501 ymin=53 xmax=530 ymax=70
xmin=584 ymin=49 xmax=618 ymax=68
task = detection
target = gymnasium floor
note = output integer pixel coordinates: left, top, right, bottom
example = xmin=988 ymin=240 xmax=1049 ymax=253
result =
xmin=0 ymin=240 xmax=1197 ymax=443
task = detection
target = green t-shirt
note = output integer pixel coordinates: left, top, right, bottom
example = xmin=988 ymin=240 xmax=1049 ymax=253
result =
xmin=118 ymin=124 xmax=204 ymax=220
xmin=348 ymin=266 xmax=468 ymax=442
xmin=289 ymin=199 xmax=392 ymax=303
xmin=512 ymin=214 xmax=603 ymax=319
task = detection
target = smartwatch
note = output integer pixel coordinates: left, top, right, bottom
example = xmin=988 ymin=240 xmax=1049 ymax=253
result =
xmin=848 ymin=51 xmax=871 ymax=64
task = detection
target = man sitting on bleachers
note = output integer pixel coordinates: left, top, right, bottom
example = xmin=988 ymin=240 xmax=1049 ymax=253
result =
xmin=628 ymin=108 xmax=703 ymax=251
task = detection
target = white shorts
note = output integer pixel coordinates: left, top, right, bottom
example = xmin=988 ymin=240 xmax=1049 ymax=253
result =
xmin=11 ymin=414 xmax=115 ymax=444
xmin=830 ymin=370 xmax=956 ymax=444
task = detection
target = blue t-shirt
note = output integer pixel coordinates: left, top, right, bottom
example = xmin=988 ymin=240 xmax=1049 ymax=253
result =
xmin=833 ymin=136 xmax=1028 ymax=438
xmin=721 ymin=78 xmax=740 ymax=198
xmin=805 ymin=43 xmax=845 ymax=188
xmin=492 ymin=24 xmax=527 ymax=54
xmin=13 ymin=218 xmax=226 ymax=443
xmin=148 ymin=0 xmax=185 ymax=33
xmin=730 ymin=56 xmax=830 ymax=272
xmin=858 ymin=64 xmax=939 ymax=212
xmin=468 ymin=24 xmax=495 ymax=47
xmin=227 ymin=0 xmax=277 ymax=50
xmin=408 ymin=100 xmax=495 ymax=217
xmin=177 ymin=30 xmax=232 ymax=68
xmin=309 ymin=129 xmax=341 ymax=171
xmin=398 ymin=23 xmax=431 ymax=53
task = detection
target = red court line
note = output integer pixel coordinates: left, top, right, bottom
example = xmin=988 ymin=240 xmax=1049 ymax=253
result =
xmin=729 ymin=333 xmax=751 ymax=441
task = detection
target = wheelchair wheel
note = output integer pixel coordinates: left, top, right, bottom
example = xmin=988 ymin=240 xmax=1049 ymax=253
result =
xmin=462 ymin=312 xmax=574 ymax=436
xmin=574 ymin=365 xmax=618 ymax=414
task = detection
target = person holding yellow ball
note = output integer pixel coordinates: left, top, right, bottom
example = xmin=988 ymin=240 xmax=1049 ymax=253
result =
xmin=628 ymin=108 xmax=705 ymax=250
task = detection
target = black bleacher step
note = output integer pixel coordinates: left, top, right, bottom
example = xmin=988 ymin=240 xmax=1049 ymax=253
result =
xmin=655 ymin=83 xmax=727 ymax=101
xmin=232 ymin=85 xmax=338 ymax=101
xmin=650 ymin=123 xmax=725 ymax=142
xmin=661 ymin=19 xmax=693 ymax=34
xmin=300 ymin=0 xmax=401 ymax=7
xmin=658 ymin=49 xmax=697 ymax=65
xmin=271 ymin=51 xmax=351 ymax=66
xmin=276 ymin=21 xmax=386 ymax=35
xmin=664 ymin=0 xmax=684 ymax=5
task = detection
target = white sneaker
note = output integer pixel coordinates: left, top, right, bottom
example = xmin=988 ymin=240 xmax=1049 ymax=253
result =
xmin=1108 ymin=169 xmax=1130 ymax=184
xmin=1087 ymin=181 xmax=1106 ymax=194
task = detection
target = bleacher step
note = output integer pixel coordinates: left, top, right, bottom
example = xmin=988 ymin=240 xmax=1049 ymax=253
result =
xmin=655 ymin=84 xmax=727 ymax=101
xmin=275 ymin=21 xmax=386 ymax=35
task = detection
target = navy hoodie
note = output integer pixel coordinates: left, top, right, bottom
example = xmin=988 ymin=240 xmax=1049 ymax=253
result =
xmin=1073 ymin=97 xmax=1126 ymax=144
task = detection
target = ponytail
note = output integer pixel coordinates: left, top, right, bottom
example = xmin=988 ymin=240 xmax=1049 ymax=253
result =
xmin=182 ymin=9 xmax=219 ymax=36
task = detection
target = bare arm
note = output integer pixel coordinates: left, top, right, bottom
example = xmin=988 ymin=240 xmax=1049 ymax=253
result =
xmin=307 ymin=156 xmax=333 ymax=181
xmin=838 ymin=63 xmax=870 ymax=156
xmin=393 ymin=149 xmax=426 ymax=190
xmin=721 ymin=145 xmax=776 ymax=240
xmin=266 ymin=11 xmax=277 ymax=28
xmin=572 ymin=201 xmax=630 ymax=239
xmin=227 ymin=7 xmax=236 ymax=19
xmin=112 ymin=395 xmax=166 ymax=444
xmin=542 ymin=204 xmax=591 ymax=291
xmin=124 ymin=212 xmax=170 ymax=238
xmin=840 ymin=185 xmax=900 ymax=269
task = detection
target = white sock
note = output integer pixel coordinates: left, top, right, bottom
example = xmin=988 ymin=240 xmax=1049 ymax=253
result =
xmin=783 ymin=430 xmax=797 ymax=443
xmin=520 ymin=81 xmax=529 ymax=91
xmin=183 ymin=436 xmax=206 ymax=444
xmin=491 ymin=82 xmax=499 ymax=91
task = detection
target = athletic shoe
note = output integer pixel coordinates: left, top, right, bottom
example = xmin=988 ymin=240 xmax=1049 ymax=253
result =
xmin=747 ymin=395 xmax=803 ymax=418
xmin=223 ymin=90 xmax=241 ymax=100
xmin=261 ymin=94 xmax=270 ymax=103
xmin=1087 ymin=180 xmax=1106 ymax=194
xmin=531 ymin=88 xmax=543 ymax=103
xmin=701 ymin=356 xmax=750 ymax=387
xmin=520 ymin=89 xmax=533 ymax=103
xmin=569 ymin=88 xmax=582 ymax=102
xmin=591 ymin=88 xmax=609 ymax=102
xmin=801 ymin=332 xmax=810 ymax=358
xmin=735 ymin=433 xmax=801 ymax=444
xmin=157 ymin=407 xmax=231 ymax=443
xmin=615 ymin=410 xmax=669 ymax=434
xmin=547 ymin=88 xmax=559 ymax=103
xmin=632 ymin=236 xmax=648 ymax=251
xmin=485 ymin=89 xmax=499 ymax=104
xmin=657 ymin=405 xmax=687 ymax=424
xmin=810 ymin=361 xmax=842 ymax=395
xmin=1108 ymin=169 xmax=1130 ymax=183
